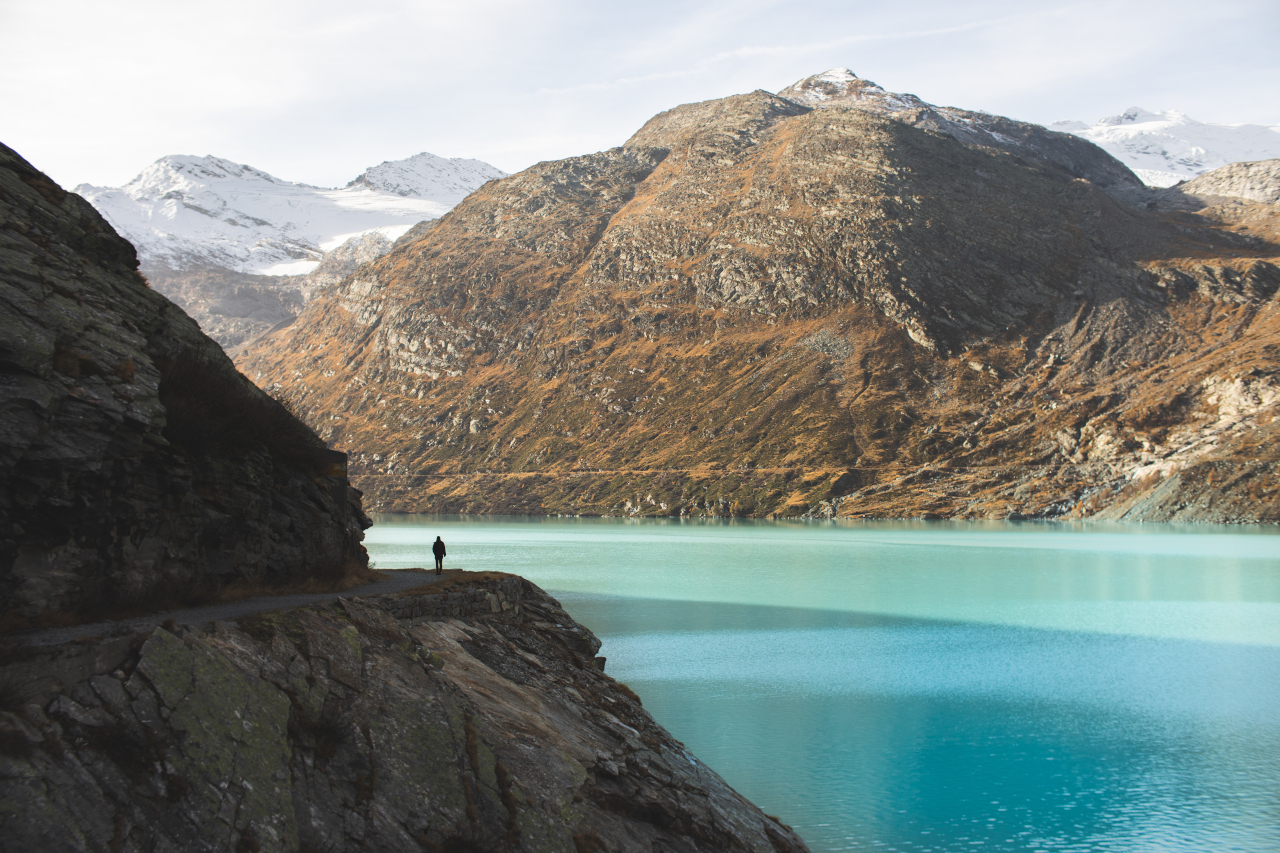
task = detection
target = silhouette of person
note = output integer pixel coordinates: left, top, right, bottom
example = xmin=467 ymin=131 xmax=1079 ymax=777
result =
xmin=432 ymin=536 xmax=446 ymax=574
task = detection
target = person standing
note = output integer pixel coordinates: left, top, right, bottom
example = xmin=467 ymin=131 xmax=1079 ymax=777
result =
xmin=432 ymin=536 xmax=446 ymax=574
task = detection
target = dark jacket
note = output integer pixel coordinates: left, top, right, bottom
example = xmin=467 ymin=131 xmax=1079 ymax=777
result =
xmin=432 ymin=539 xmax=446 ymax=558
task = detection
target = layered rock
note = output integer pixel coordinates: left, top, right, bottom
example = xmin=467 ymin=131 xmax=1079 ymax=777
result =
xmin=0 ymin=143 xmax=371 ymax=630
xmin=0 ymin=578 xmax=808 ymax=853
xmin=238 ymin=74 xmax=1280 ymax=523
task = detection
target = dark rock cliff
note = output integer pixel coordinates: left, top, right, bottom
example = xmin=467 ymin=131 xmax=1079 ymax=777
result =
xmin=0 ymin=144 xmax=371 ymax=629
xmin=0 ymin=577 xmax=808 ymax=853
xmin=238 ymin=84 xmax=1280 ymax=523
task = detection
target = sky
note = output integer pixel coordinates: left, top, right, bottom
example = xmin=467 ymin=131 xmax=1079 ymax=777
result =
xmin=2 ymin=0 xmax=1278 ymax=190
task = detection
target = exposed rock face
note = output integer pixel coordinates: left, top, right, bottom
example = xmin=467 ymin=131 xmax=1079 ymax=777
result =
xmin=0 ymin=578 xmax=808 ymax=853
xmin=141 ymin=265 xmax=307 ymax=351
xmin=1180 ymin=159 xmax=1280 ymax=205
xmin=238 ymin=76 xmax=1280 ymax=523
xmin=0 ymin=143 xmax=370 ymax=629
xmin=146 ymin=231 xmax=402 ymax=351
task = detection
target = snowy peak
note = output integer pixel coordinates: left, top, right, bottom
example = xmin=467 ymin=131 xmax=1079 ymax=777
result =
xmin=76 ymin=151 xmax=507 ymax=275
xmin=138 ymin=154 xmax=303 ymax=188
xmin=347 ymin=152 xmax=506 ymax=198
xmin=77 ymin=155 xmax=304 ymax=202
xmin=1051 ymin=109 xmax=1280 ymax=187
xmin=778 ymin=68 xmax=926 ymax=113
xmin=1096 ymin=107 xmax=1184 ymax=127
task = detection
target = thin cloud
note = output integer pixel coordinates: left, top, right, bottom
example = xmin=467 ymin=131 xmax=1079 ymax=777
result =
xmin=533 ymin=11 xmax=1065 ymax=98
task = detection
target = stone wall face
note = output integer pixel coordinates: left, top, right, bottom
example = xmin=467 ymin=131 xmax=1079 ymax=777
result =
xmin=0 ymin=581 xmax=809 ymax=853
xmin=0 ymin=143 xmax=370 ymax=628
xmin=366 ymin=575 xmax=525 ymax=622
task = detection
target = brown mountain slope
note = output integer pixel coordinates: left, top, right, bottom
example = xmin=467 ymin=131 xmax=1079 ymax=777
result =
xmin=238 ymin=86 xmax=1280 ymax=522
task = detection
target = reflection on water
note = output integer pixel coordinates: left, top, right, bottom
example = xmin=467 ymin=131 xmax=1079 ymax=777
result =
xmin=366 ymin=515 xmax=1280 ymax=852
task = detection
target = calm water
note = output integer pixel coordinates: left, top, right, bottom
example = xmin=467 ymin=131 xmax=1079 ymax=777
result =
xmin=366 ymin=516 xmax=1280 ymax=852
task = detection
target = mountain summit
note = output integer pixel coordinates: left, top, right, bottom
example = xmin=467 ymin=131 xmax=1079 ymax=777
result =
xmin=238 ymin=71 xmax=1280 ymax=523
xmin=77 ymin=152 xmax=506 ymax=275
xmin=347 ymin=151 xmax=507 ymax=197
xmin=777 ymin=68 xmax=1142 ymax=189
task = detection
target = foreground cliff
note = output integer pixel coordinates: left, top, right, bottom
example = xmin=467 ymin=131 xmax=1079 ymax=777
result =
xmin=239 ymin=71 xmax=1280 ymax=523
xmin=0 ymin=143 xmax=370 ymax=630
xmin=0 ymin=576 xmax=807 ymax=853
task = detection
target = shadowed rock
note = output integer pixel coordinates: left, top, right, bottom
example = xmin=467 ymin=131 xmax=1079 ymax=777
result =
xmin=0 ymin=143 xmax=371 ymax=630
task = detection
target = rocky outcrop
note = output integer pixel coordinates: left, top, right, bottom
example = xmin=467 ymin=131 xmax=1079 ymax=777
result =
xmin=237 ymin=74 xmax=1280 ymax=523
xmin=0 ymin=578 xmax=808 ymax=853
xmin=0 ymin=143 xmax=371 ymax=630
xmin=1178 ymin=159 xmax=1280 ymax=205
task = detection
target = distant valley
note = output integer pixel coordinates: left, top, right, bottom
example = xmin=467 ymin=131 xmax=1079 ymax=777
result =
xmin=230 ymin=69 xmax=1280 ymax=523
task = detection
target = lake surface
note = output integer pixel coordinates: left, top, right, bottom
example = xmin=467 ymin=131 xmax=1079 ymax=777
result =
xmin=366 ymin=516 xmax=1280 ymax=852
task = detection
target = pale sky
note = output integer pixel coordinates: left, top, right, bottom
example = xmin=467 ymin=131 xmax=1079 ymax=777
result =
xmin=2 ymin=0 xmax=1277 ymax=190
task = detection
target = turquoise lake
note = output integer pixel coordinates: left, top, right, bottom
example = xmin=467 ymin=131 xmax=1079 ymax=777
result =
xmin=365 ymin=516 xmax=1280 ymax=852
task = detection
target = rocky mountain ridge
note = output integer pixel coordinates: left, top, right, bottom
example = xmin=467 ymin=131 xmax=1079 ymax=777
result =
xmin=238 ymin=73 xmax=1280 ymax=523
xmin=144 ymin=229 xmax=403 ymax=351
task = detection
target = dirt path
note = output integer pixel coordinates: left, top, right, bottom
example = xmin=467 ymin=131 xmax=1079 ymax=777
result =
xmin=2 ymin=569 xmax=441 ymax=649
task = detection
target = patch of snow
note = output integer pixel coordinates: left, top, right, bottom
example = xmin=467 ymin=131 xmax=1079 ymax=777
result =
xmin=261 ymin=259 xmax=321 ymax=276
xmin=1131 ymin=169 xmax=1185 ymax=188
xmin=1050 ymin=108 xmax=1280 ymax=186
xmin=77 ymin=152 xmax=506 ymax=275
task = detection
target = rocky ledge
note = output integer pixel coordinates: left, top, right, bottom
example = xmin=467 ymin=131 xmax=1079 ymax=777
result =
xmin=0 ymin=575 xmax=807 ymax=853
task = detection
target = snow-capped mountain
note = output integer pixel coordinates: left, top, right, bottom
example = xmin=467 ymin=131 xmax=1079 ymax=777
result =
xmin=346 ymin=152 xmax=503 ymax=197
xmin=1051 ymin=108 xmax=1280 ymax=188
xmin=76 ymin=153 xmax=506 ymax=275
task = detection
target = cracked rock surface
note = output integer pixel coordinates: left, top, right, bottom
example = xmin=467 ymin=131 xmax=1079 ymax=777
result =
xmin=0 ymin=578 xmax=807 ymax=853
